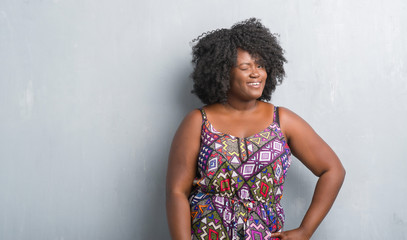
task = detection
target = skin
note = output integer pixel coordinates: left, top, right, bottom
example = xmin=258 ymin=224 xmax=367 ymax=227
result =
xmin=166 ymin=48 xmax=345 ymax=239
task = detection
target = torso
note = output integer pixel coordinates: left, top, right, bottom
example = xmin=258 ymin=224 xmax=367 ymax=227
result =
xmin=189 ymin=102 xmax=292 ymax=239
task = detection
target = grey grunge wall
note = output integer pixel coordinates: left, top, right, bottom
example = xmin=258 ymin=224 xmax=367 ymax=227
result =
xmin=1 ymin=0 xmax=406 ymax=239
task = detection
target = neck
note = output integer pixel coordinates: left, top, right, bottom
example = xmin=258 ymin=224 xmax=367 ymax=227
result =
xmin=223 ymin=98 xmax=258 ymax=112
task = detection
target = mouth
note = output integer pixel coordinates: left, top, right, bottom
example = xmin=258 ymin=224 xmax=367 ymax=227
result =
xmin=247 ymin=82 xmax=261 ymax=87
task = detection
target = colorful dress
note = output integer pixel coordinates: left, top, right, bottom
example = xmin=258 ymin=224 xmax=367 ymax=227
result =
xmin=189 ymin=106 xmax=292 ymax=240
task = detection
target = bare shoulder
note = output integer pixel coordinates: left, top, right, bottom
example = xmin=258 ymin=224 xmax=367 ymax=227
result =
xmin=170 ymin=108 xmax=203 ymax=158
xmin=278 ymin=106 xmax=301 ymax=121
xmin=182 ymin=108 xmax=203 ymax=124
xmin=176 ymin=108 xmax=203 ymax=135
xmin=277 ymin=106 xmax=315 ymax=141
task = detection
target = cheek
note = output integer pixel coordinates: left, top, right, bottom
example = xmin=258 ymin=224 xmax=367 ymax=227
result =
xmin=229 ymin=77 xmax=240 ymax=91
xmin=230 ymin=74 xmax=245 ymax=86
xmin=261 ymin=70 xmax=267 ymax=79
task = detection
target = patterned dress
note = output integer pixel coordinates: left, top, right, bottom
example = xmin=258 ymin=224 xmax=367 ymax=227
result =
xmin=189 ymin=106 xmax=292 ymax=240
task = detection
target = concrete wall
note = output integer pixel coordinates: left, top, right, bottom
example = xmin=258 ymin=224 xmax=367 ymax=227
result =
xmin=1 ymin=0 xmax=406 ymax=239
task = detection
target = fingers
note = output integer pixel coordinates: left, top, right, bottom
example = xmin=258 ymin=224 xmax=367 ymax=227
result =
xmin=269 ymin=231 xmax=285 ymax=239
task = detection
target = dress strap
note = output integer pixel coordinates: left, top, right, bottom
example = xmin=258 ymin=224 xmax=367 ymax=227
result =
xmin=273 ymin=106 xmax=280 ymax=125
xmin=199 ymin=108 xmax=208 ymax=121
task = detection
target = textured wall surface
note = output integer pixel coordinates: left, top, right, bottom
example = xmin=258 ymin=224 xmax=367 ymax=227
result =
xmin=1 ymin=0 xmax=406 ymax=239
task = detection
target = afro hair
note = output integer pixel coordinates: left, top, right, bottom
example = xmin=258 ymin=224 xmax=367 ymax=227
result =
xmin=191 ymin=18 xmax=287 ymax=105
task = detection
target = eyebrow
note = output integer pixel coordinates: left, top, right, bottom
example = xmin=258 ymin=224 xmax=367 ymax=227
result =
xmin=237 ymin=63 xmax=251 ymax=66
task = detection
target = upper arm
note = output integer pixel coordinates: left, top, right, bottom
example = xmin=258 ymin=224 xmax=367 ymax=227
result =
xmin=166 ymin=109 xmax=202 ymax=197
xmin=279 ymin=107 xmax=344 ymax=177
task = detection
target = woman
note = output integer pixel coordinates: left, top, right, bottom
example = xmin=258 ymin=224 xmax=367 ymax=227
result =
xmin=166 ymin=18 xmax=345 ymax=240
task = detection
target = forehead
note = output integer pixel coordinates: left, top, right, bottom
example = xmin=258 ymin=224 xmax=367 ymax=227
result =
xmin=236 ymin=48 xmax=259 ymax=63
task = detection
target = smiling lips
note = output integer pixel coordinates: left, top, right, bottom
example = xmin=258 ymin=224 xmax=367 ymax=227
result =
xmin=247 ymin=82 xmax=261 ymax=87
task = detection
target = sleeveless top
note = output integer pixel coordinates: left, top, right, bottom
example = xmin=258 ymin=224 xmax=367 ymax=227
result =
xmin=189 ymin=106 xmax=292 ymax=240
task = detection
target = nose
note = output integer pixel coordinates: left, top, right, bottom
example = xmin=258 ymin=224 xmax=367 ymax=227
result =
xmin=250 ymin=67 xmax=260 ymax=78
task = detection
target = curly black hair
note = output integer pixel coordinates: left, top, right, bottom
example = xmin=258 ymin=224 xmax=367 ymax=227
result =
xmin=191 ymin=18 xmax=287 ymax=105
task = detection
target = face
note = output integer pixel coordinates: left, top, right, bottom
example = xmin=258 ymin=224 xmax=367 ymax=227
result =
xmin=228 ymin=48 xmax=267 ymax=102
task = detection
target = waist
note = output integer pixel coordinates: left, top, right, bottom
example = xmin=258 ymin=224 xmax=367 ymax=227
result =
xmin=189 ymin=191 xmax=285 ymax=227
xmin=190 ymin=182 xmax=283 ymax=204
xmin=189 ymin=189 xmax=273 ymax=206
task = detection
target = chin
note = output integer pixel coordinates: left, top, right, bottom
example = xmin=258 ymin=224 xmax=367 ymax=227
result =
xmin=252 ymin=91 xmax=264 ymax=100
xmin=246 ymin=94 xmax=263 ymax=101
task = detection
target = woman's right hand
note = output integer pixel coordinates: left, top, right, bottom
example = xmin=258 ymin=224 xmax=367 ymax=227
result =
xmin=269 ymin=228 xmax=311 ymax=240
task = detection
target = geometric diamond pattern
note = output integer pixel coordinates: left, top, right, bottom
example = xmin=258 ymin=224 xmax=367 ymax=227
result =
xmin=190 ymin=107 xmax=291 ymax=240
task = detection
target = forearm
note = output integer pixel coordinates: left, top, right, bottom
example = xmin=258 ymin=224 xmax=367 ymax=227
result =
xmin=298 ymin=167 xmax=345 ymax=238
xmin=166 ymin=192 xmax=192 ymax=240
